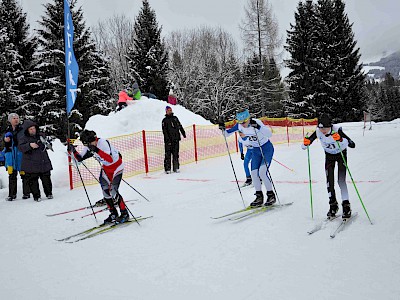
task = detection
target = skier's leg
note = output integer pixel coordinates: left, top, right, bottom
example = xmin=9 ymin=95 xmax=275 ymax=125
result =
xmin=243 ymin=149 xmax=252 ymax=178
xmin=337 ymin=151 xmax=349 ymax=201
xmin=8 ymin=169 xmax=17 ymax=199
xmin=325 ymin=154 xmax=338 ymax=217
xmin=39 ymin=171 xmax=53 ymax=197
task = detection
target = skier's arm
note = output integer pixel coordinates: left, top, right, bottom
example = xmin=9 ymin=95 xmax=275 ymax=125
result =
xmin=18 ymin=137 xmax=33 ymax=153
xmin=302 ymin=131 xmax=317 ymax=150
xmin=223 ymin=123 xmax=239 ymax=137
xmin=338 ymin=128 xmax=355 ymax=148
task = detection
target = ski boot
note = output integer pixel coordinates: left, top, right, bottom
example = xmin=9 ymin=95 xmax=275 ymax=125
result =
xmin=342 ymin=200 xmax=352 ymax=219
xmin=116 ymin=209 xmax=130 ymax=224
xmin=327 ymin=199 xmax=339 ymax=219
xmin=264 ymin=191 xmax=276 ymax=206
xmin=250 ymin=191 xmax=264 ymax=207
xmin=104 ymin=209 xmax=118 ymax=224
xmin=243 ymin=176 xmax=252 ymax=186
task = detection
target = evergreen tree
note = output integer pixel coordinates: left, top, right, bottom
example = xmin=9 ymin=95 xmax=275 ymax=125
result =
xmin=0 ymin=0 xmax=36 ymax=124
xmin=32 ymin=0 xmax=112 ymax=140
xmin=314 ymin=0 xmax=365 ymax=122
xmin=284 ymin=0 xmax=317 ymax=118
xmin=128 ymin=0 xmax=169 ymax=100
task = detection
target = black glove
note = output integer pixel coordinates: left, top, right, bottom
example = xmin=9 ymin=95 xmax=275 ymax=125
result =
xmin=348 ymin=140 xmax=356 ymax=148
xmin=88 ymin=144 xmax=99 ymax=153
xmin=240 ymin=153 xmax=245 ymax=160
xmin=67 ymin=143 xmax=76 ymax=153
xmin=218 ymin=122 xmax=226 ymax=130
xmin=182 ymin=134 xmax=186 ymax=138
xmin=249 ymin=119 xmax=260 ymax=130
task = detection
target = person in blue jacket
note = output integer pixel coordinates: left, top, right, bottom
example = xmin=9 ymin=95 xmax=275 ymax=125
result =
xmin=219 ymin=108 xmax=275 ymax=207
xmin=238 ymin=134 xmax=253 ymax=186
xmin=2 ymin=113 xmax=30 ymax=201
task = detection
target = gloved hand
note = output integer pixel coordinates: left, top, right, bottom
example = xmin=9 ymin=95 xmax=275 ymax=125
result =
xmin=67 ymin=143 xmax=76 ymax=153
xmin=348 ymin=140 xmax=356 ymax=148
xmin=5 ymin=132 xmax=12 ymax=138
xmin=218 ymin=122 xmax=226 ymax=131
xmin=249 ymin=119 xmax=260 ymax=129
xmin=332 ymin=132 xmax=342 ymax=141
xmin=240 ymin=153 xmax=245 ymax=160
xmin=182 ymin=134 xmax=186 ymax=138
xmin=303 ymin=137 xmax=311 ymax=146
xmin=88 ymin=144 xmax=99 ymax=153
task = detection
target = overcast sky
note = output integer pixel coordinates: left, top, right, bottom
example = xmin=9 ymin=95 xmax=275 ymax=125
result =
xmin=20 ymin=0 xmax=400 ymax=64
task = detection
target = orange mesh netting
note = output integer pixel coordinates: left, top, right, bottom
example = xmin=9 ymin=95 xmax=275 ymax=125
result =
xmin=69 ymin=118 xmax=317 ymax=189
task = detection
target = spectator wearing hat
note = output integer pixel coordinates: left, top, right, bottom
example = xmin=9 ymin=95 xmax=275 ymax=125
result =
xmin=162 ymin=106 xmax=186 ymax=173
xmin=18 ymin=120 xmax=53 ymax=202
xmin=2 ymin=113 xmax=30 ymax=201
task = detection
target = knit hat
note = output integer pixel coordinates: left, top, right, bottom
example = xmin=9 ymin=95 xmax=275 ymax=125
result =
xmin=317 ymin=114 xmax=332 ymax=128
xmin=8 ymin=113 xmax=19 ymax=123
xmin=166 ymin=106 xmax=172 ymax=111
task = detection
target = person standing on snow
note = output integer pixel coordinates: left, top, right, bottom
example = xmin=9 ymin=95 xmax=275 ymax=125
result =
xmin=68 ymin=130 xmax=129 ymax=224
xmin=302 ymin=114 xmax=356 ymax=219
xmin=2 ymin=113 xmax=30 ymax=200
xmin=162 ymin=106 xmax=186 ymax=173
xmin=18 ymin=120 xmax=53 ymax=202
xmin=238 ymin=133 xmax=253 ymax=186
xmin=219 ymin=109 xmax=276 ymax=207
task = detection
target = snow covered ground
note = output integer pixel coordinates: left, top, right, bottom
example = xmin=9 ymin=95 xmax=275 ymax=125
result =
xmin=1 ymin=104 xmax=399 ymax=299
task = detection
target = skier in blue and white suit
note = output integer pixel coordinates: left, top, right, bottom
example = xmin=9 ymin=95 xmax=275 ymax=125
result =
xmin=219 ymin=109 xmax=276 ymax=207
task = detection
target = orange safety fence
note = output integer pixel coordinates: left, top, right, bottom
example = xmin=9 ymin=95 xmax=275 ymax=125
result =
xmin=69 ymin=118 xmax=317 ymax=189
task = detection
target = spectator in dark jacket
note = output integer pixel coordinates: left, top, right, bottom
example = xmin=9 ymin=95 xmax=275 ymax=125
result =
xmin=162 ymin=106 xmax=186 ymax=173
xmin=2 ymin=113 xmax=30 ymax=201
xmin=18 ymin=120 xmax=53 ymax=202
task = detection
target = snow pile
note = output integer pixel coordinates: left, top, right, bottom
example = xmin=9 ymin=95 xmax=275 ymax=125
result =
xmin=85 ymin=97 xmax=212 ymax=138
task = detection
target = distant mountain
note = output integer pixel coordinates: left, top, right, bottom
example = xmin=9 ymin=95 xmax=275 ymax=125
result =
xmin=363 ymin=51 xmax=400 ymax=79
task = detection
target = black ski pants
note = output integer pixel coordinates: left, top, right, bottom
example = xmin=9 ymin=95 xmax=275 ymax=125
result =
xmin=325 ymin=150 xmax=349 ymax=204
xmin=8 ymin=170 xmax=30 ymax=197
xmin=25 ymin=171 xmax=52 ymax=199
xmin=164 ymin=140 xmax=180 ymax=172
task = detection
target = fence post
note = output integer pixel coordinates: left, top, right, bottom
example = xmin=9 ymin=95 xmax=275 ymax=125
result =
xmin=193 ymin=124 xmax=198 ymax=162
xmin=286 ymin=117 xmax=290 ymax=146
xmin=68 ymin=155 xmax=73 ymax=190
xmin=142 ymin=130 xmax=149 ymax=173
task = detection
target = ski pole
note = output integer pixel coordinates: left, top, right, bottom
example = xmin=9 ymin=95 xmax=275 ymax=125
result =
xmin=252 ymin=127 xmax=281 ymax=205
xmin=121 ymin=178 xmax=150 ymax=202
xmin=221 ymin=129 xmax=246 ymax=208
xmin=69 ymin=153 xmax=98 ymax=222
xmin=305 ymin=133 xmax=314 ymax=219
xmin=332 ymin=131 xmax=373 ymax=224
xmin=272 ymin=158 xmax=295 ymax=173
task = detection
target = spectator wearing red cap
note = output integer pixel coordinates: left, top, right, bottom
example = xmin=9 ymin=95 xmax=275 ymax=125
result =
xmin=162 ymin=106 xmax=186 ymax=173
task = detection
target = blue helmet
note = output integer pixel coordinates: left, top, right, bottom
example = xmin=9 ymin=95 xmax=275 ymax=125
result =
xmin=236 ymin=109 xmax=250 ymax=124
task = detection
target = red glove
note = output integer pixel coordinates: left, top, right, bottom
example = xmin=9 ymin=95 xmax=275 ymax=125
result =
xmin=303 ymin=137 xmax=311 ymax=146
xmin=332 ymin=132 xmax=342 ymax=141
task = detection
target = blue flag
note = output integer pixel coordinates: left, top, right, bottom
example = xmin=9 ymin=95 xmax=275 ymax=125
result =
xmin=64 ymin=0 xmax=79 ymax=115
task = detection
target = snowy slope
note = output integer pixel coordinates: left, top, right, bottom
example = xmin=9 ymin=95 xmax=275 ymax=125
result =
xmin=85 ymin=97 xmax=211 ymax=138
xmin=0 ymin=115 xmax=399 ymax=299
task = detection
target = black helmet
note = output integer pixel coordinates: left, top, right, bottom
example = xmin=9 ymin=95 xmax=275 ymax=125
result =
xmin=317 ymin=114 xmax=332 ymax=128
xmin=80 ymin=130 xmax=97 ymax=145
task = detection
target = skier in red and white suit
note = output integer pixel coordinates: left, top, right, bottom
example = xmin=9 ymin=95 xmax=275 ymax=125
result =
xmin=68 ymin=130 xmax=129 ymax=224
